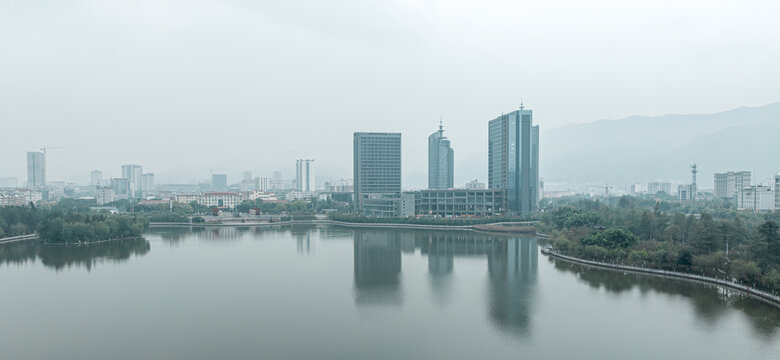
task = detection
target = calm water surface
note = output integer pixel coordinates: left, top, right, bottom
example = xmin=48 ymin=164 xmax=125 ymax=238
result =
xmin=1 ymin=225 xmax=778 ymax=360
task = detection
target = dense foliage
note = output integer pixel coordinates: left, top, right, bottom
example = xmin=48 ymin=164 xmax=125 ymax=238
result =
xmin=38 ymin=213 xmax=148 ymax=244
xmin=1 ymin=201 xmax=148 ymax=243
xmin=542 ymin=197 xmax=780 ymax=293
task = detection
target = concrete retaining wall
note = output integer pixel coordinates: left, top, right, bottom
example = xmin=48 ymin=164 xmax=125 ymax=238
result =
xmin=0 ymin=234 xmax=38 ymax=244
xmin=541 ymin=248 xmax=780 ymax=308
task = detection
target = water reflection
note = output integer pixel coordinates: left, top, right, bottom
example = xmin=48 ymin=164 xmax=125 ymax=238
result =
xmin=0 ymin=238 xmax=150 ymax=271
xmin=353 ymin=230 xmax=403 ymax=306
xmin=487 ymin=237 xmax=538 ymax=336
xmin=352 ymin=229 xmax=539 ymax=335
xmin=551 ymin=259 xmax=780 ymax=339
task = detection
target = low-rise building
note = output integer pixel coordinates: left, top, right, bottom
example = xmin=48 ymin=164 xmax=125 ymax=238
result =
xmin=738 ymin=185 xmax=775 ymax=212
xmin=0 ymin=188 xmax=43 ymax=206
xmin=198 ymin=192 xmax=240 ymax=209
xmin=175 ymin=194 xmax=199 ymax=204
xmin=464 ymin=179 xmax=486 ymax=190
xmin=285 ymin=191 xmax=315 ymax=201
xmin=241 ymin=190 xmax=278 ymax=202
xmin=413 ymin=189 xmax=505 ymax=217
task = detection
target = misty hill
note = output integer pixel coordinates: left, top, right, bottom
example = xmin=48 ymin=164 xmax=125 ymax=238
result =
xmin=540 ymin=103 xmax=780 ymax=187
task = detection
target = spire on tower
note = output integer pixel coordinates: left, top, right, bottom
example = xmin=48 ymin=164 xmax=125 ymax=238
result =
xmin=520 ymin=99 xmax=524 ymax=111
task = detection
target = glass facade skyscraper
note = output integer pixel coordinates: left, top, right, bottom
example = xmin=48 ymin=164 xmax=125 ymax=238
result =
xmin=488 ymin=107 xmax=539 ymax=215
xmin=428 ymin=122 xmax=454 ymax=190
xmin=353 ymin=132 xmax=402 ymax=213
xmin=26 ymin=151 xmax=46 ymax=189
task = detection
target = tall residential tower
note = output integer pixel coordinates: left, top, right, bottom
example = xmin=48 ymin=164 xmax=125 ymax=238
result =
xmin=488 ymin=105 xmax=539 ymax=215
xmin=428 ymin=121 xmax=454 ymax=190
xmin=296 ymin=159 xmax=315 ymax=192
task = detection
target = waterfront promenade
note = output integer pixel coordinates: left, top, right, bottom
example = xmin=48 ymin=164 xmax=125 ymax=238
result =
xmin=541 ymin=247 xmax=780 ymax=308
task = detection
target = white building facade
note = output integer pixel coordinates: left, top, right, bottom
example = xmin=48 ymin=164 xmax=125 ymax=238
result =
xmin=198 ymin=192 xmax=240 ymax=209
xmin=738 ymin=185 xmax=775 ymax=212
xmin=96 ymin=187 xmax=115 ymax=205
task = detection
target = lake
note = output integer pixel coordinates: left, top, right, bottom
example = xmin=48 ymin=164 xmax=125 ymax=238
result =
xmin=1 ymin=225 xmax=778 ymax=359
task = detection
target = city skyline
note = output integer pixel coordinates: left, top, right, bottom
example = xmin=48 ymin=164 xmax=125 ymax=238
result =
xmin=3 ymin=1 xmax=780 ymax=188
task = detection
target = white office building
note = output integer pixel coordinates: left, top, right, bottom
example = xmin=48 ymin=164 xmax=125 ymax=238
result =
xmin=198 ymin=192 xmax=240 ymax=209
xmin=738 ymin=185 xmax=775 ymax=212
xmin=714 ymin=171 xmax=751 ymax=204
xmin=96 ymin=186 xmax=115 ymax=205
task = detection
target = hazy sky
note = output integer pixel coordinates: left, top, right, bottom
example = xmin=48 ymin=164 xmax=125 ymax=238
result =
xmin=2 ymin=0 xmax=779 ymax=187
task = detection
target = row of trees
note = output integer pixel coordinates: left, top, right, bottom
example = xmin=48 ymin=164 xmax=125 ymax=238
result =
xmin=542 ymin=197 xmax=780 ymax=292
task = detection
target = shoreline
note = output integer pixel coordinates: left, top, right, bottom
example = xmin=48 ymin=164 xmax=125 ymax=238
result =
xmin=42 ymin=236 xmax=143 ymax=246
xmin=149 ymin=219 xmax=540 ymax=234
xmin=541 ymin=247 xmax=780 ymax=308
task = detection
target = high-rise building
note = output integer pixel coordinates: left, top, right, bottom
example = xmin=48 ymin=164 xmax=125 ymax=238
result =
xmin=296 ymin=159 xmax=315 ymax=192
xmin=121 ymin=164 xmax=143 ymax=197
xmin=428 ymin=121 xmax=454 ymax=190
xmin=26 ymin=152 xmax=46 ymax=189
xmin=353 ymin=132 xmax=402 ymax=213
xmin=111 ymin=178 xmax=131 ymax=200
xmin=647 ymin=181 xmax=672 ymax=195
xmin=90 ymin=170 xmax=102 ymax=186
xmin=212 ymin=174 xmax=227 ymax=190
xmin=775 ymin=174 xmax=780 ymax=210
xmin=271 ymin=171 xmax=284 ymax=190
xmin=243 ymin=171 xmax=253 ymax=181
xmin=714 ymin=171 xmax=751 ymax=204
xmin=141 ymin=173 xmax=155 ymax=193
xmin=488 ymin=106 xmax=540 ymax=215
xmin=257 ymin=177 xmax=270 ymax=192
xmin=96 ymin=186 xmax=115 ymax=205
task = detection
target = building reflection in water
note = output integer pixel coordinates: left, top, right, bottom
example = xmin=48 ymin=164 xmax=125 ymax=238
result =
xmin=353 ymin=230 xmax=403 ymax=306
xmin=352 ymin=229 xmax=539 ymax=335
xmin=0 ymin=238 xmax=150 ymax=271
xmin=487 ymin=237 xmax=538 ymax=336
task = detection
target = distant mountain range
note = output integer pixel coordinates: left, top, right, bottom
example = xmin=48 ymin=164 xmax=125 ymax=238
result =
xmin=540 ymin=102 xmax=780 ymax=188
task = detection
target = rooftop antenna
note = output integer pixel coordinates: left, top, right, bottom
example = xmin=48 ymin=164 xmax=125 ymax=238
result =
xmin=439 ymin=115 xmax=444 ymax=134
xmin=520 ymin=99 xmax=524 ymax=111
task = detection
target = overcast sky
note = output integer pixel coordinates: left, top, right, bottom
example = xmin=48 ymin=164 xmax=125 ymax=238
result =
xmin=2 ymin=0 xmax=779 ymax=187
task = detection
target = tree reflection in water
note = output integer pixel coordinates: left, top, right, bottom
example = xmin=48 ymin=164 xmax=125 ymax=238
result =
xmin=0 ymin=238 xmax=150 ymax=271
xmin=551 ymin=259 xmax=780 ymax=340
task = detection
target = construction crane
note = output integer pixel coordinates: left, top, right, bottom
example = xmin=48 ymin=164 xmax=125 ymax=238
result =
xmin=40 ymin=145 xmax=62 ymax=155
xmin=587 ymin=185 xmax=614 ymax=197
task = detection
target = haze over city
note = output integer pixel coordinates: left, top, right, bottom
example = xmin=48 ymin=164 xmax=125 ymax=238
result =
xmin=3 ymin=2 xmax=780 ymax=360
xmin=2 ymin=0 xmax=779 ymax=187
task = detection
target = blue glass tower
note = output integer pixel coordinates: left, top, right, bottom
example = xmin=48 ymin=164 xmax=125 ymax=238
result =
xmin=488 ymin=105 xmax=539 ymax=215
